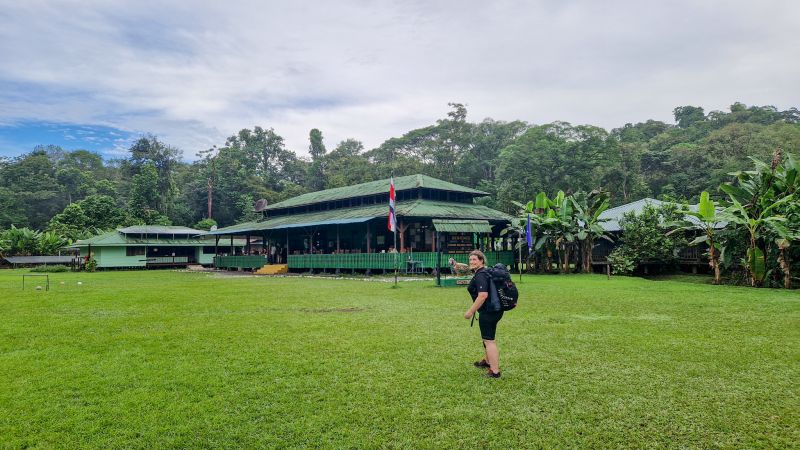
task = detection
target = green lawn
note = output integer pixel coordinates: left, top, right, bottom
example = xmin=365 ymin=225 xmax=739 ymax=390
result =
xmin=0 ymin=270 xmax=797 ymax=448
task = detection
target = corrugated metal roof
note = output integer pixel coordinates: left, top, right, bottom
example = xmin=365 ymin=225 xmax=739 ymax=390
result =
xmin=598 ymin=198 xmax=725 ymax=232
xmin=3 ymin=256 xmax=75 ymax=264
xmin=599 ymin=198 xmax=664 ymax=232
xmin=208 ymin=200 xmax=513 ymax=235
xmin=69 ymin=230 xmax=247 ymax=247
xmin=119 ymin=226 xmax=205 ymax=235
xmin=270 ymin=217 xmax=373 ymax=230
xmin=432 ymin=219 xmax=493 ymax=233
xmin=265 ymin=174 xmax=488 ymax=210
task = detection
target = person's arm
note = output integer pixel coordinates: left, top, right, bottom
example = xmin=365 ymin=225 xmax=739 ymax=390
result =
xmin=465 ymin=292 xmax=488 ymax=319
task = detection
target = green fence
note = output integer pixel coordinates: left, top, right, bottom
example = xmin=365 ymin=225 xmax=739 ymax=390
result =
xmin=287 ymin=251 xmax=514 ymax=271
xmin=214 ymin=255 xmax=269 ymax=269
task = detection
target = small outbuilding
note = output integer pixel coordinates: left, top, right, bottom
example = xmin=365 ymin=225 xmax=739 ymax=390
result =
xmin=68 ymin=226 xmax=246 ymax=269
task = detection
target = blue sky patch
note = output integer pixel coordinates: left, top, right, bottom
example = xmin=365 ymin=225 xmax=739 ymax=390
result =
xmin=0 ymin=121 xmax=136 ymax=159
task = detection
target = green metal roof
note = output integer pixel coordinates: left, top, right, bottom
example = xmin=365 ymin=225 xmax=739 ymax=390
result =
xmin=69 ymin=230 xmax=247 ymax=248
xmin=119 ymin=225 xmax=204 ymax=235
xmin=209 ymin=199 xmax=512 ymax=235
xmin=265 ymin=174 xmax=488 ymax=210
xmin=432 ymin=219 xmax=493 ymax=233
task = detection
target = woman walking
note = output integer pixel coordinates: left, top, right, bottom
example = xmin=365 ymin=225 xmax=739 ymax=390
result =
xmin=464 ymin=250 xmax=503 ymax=378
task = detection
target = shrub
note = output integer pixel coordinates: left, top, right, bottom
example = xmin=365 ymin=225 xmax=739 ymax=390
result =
xmin=30 ymin=265 xmax=70 ymax=273
xmin=608 ymin=248 xmax=636 ymax=275
xmin=611 ymin=203 xmax=687 ymax=273
xmin=194 ymin=218 xmax=217 ymax=231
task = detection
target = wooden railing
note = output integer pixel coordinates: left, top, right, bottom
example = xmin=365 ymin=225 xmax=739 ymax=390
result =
xmin=287 ymin=251 xmax=514 ymax=271
xmin=146 ymin=256 xmax=189 ymax=265
xmin=214 ymin=255 xmax=269 ymax=269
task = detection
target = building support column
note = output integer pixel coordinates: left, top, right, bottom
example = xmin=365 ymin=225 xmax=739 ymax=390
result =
xmin=398 ymin=220 xmax=408 ymax=252
xmin=214 ymin=236 xmax=219 ymax=268
xmin=366 ymin=222 xmax=371 ymax=253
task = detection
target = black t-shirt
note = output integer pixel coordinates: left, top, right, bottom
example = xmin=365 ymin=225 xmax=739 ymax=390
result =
xmin=467 ymin=268 xmax=492 ymax=312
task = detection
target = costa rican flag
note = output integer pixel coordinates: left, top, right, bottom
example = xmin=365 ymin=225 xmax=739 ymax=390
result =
xmin=388 ymin=177 xmax=397 ymax=232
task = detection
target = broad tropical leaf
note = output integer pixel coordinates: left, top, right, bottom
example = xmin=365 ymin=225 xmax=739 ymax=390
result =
xmin=698 ymin=191 xmax=715 ymax=221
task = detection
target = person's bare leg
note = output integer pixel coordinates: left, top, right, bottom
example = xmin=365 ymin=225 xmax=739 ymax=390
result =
xmin=484 ymin=339 xmax=500 ymax=373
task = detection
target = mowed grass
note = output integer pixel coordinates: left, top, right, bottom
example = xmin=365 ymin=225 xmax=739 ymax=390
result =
xmin=0 ymin=270 xmax=798 ymax=448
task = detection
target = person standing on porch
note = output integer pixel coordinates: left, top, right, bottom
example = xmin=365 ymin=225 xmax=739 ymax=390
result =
xmin=464 ymin=250 xmax=503 ymax=378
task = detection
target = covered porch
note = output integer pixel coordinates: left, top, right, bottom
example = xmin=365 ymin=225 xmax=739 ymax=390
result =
xmin=207 ymin=204 xmax=516 ymax=274
xmin=213 ymin=250 xmax=515 ymax=274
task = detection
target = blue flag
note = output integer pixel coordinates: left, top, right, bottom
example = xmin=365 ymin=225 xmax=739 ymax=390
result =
xmin=526 ymin=214 xmax=533 ymax=250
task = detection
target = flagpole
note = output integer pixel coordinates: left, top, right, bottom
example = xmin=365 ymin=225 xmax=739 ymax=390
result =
xmin=519 ymin=231 xmax=523 ymax=283
xmin=522 ymin=213 xmax=533 ymax=283
xmin=394 ymin=225 xmax=398 ymax=286
xmin=389 ymin=174 xmax=398 ymax=287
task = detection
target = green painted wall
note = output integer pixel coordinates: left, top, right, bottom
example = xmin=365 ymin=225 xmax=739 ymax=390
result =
xmin=198 ymin=248 xmax=214 ymax=265
xmin=78 ymin=245 xmax=218 ymax=267
xmin=80 ymin=246 xmax=146 ymax=268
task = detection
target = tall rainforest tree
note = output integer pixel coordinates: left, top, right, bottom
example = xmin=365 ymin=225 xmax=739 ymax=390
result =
xmin=307 ymin=128 xmax=327 ymax=191
xmin=126 ymin=136 xmax=181 ymax=216
xmin=129 ymin=163 xmax=170 ymax=225
xmin=225 ymin=126 xmax=303 ymax=191
xmin=496 ymin=122 xmax=615 ymax=213
xmin=48 ymin=195 xmax=128 ymax=241
xmin=323 ymin=139 xmax=374 ymax=188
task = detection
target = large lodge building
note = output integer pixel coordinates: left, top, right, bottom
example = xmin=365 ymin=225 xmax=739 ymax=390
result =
xmin=209 ymin=174 xmax=516 ymax=273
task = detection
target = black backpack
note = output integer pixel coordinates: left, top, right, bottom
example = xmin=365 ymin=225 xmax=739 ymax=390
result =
xmin=487 ymin=263 xmax=518 ymax=311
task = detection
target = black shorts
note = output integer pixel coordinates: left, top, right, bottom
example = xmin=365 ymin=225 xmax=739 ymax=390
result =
xmin=478 ymin=310 xmax=504 ymax=340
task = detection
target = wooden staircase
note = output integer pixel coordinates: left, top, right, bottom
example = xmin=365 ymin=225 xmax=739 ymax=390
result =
xmin=255 ymin=264 xmax=288 ymax=275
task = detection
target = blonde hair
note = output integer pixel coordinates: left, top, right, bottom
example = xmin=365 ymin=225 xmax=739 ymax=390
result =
xmin=469 ymin=250 xmax=486 ymax=266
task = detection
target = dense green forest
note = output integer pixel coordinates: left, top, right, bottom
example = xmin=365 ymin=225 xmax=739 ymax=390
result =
xmin=1 ymin=101 xmax=798 ymax=241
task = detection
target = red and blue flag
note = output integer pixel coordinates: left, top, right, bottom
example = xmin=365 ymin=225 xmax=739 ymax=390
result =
xmin=526 ymin=213 xmax=533 ymax=250
xmin=388 ymin=177 xmax=397 ymax=232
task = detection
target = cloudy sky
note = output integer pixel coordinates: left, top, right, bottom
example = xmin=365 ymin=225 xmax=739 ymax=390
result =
xmin=0 ymin=0 xmax=798 ymax=160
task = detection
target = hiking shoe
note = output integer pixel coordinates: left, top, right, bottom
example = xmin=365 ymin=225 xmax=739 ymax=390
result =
xmin=474 ymin=359 xmax=490 ymax=368
xmin=484 ymin=370 xmax=501 ymax=379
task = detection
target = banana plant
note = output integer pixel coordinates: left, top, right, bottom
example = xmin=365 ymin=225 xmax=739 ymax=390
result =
xmin=0 ymin=233 xmax=8 ymax=258
xmin=721 ymin=191 xmax=792 ymax=287
xmin=571 ymin=190 xmax=613 ymax=273
xmin=775 ymin=237 xmax=794 ymax=289
xmin=530 ymin=193 xmax=561 ymax=273
xmin=2 ymin=225 xmax=41 ymax=256
xmin=37 ymin=231 xmax=71 ymax=255
xmin=501 ymin=200 xmax=532 ymax=276
xmin=547 ymin=190 xmax=579 ymax=273
xmin=669 ymin=191 xmax=724 ymax=284
xmin=721 ymin=150 xmax=798 ymax=287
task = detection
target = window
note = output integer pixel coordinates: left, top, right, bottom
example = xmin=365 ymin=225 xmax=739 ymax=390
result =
xmin=202 ymin=246 xmax=217 ymax=254
xmin=126 ymin=247 xmax=145 ymax=256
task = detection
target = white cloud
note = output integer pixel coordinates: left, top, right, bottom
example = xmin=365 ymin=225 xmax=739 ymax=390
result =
xmin=0 ymin=0 xmax=798 ymax=159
